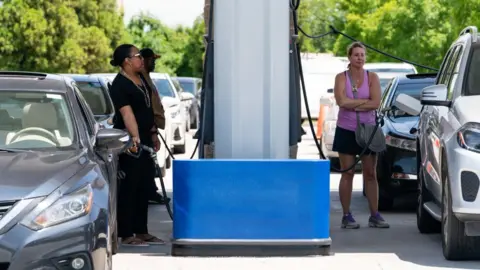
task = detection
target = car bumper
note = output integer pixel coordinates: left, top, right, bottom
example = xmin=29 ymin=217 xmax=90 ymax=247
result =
xmin=446 ymin=141 xmax=480 ymax=219
xmin=1 ymin=204 xmax=108 ymax=270
xmin=378 ymin=146 xmax=417 ymax=195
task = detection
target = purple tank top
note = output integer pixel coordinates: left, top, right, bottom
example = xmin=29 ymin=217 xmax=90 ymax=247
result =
xmin=337 ymin=70 xmax=376 ymax=131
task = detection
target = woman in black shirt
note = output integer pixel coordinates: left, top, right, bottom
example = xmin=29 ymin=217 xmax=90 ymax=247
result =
xmin=109 ymin=44 xmax=164 ymax=246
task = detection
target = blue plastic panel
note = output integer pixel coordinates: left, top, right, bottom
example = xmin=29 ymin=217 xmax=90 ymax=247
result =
xmin=172 ymin=159 xmax=330 ymax=240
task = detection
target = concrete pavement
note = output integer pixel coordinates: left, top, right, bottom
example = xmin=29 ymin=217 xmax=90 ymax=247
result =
xmin=113 ymin=129 xmax=480 ymax=270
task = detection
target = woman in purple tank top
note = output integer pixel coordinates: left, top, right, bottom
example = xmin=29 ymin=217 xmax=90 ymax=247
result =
xmin=331 ymin=42 xmax=389 ymax=229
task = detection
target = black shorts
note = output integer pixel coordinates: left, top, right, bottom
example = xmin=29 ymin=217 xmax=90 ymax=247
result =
xmin=332 ymin=126 xmax=375 ymax=156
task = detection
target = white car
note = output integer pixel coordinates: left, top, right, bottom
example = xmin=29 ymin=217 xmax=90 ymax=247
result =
xmin=319 ymin=62 xmax=418 ymax=161
xmin=90 ymin=72 xmax=170 ymax=174
xmin=150 ymin=73 xmax=189 ymax=154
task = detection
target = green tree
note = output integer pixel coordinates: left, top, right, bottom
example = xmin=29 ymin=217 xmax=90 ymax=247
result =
xmin=176 ymin=16 xmax=205 ymax=77
xmin=0 ymin=0 xmax=128 ymax=73
xmin=331 ymin=0 xmax=453 ymax=72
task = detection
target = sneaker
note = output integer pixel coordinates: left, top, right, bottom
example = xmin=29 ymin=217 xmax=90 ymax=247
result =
xmin=341 ymin=213 xmax=360 ymax=229
xmin=149 ymin=193 xmax=171 ymax=205
xmin=368 ymin=212 xmax=390 ymax=228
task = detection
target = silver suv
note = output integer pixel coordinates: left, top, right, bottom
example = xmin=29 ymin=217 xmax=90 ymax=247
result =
xmin=397 ymin=26 xmax=480 ymax=260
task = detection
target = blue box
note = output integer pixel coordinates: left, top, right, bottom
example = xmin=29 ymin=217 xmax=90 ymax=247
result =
xmin=172 ymin=159 xmax=330 ymax=245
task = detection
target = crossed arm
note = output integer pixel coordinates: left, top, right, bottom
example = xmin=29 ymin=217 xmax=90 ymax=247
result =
xmin=333 ymin=72 xmax=382 ymax=111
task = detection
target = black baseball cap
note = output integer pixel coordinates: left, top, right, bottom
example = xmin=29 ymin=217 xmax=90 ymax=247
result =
xmin=139 ymin=48 xmax=160 ymax=59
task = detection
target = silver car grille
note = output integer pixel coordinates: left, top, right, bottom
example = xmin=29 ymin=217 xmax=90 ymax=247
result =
xmin=0 ymin=201 xmax=17 ymax=220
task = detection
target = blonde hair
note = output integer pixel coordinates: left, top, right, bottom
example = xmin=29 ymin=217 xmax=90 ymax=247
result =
xmin=347 ymin=42 xmax=366 ymax=68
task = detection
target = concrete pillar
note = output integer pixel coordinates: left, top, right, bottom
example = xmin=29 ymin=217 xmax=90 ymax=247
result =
xmin=213 ymin=0 xmax=290 ymax=159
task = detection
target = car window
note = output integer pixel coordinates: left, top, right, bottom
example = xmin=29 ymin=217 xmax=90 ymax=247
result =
xmin=390 ymin=82 xmax=435 ymax=107
xmin=71 ymin=83 xmax=96 ymax=137
xmin=179 ymin=81 xmax=196 ymax=94
xmin=152 ymin=78 xmax=176 ymax=98
xmin=437 ymin=47 xmax=455 ymax=85
xmin=75 ymin=81 xmax=113 ymax=116
xmin=465 ymin=44 xmax=480 ymax=96
xmin=380 ymin=79 xmax=394 ymax=109
xmin=446 ymin=46 xmax=464 ymax=99
xmin=0 ymin=91 xmax=75 ymax=149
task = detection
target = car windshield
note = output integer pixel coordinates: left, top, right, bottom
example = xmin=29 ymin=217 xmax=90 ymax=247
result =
xmin=390 ymin=82 xmax=433 ymax=107
xmin=466 ymin=45 xmax=480 ymax=96
xmin=152 ymin=78 xmax=176 ymax=98
xmin=76 ymin=81 xmax=112 ymax=116
xmin=0 ymin=91 xmax=75 ymax=150
xmin=380 ymin=78 xmax=391 ymax=92
xmin=178 ymin=81 xmax=195 ymax=94
xmin=171 ymin=79 xmax=183 ymax=92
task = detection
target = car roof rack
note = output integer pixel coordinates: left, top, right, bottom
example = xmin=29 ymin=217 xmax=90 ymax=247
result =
xmin=459 ymin=26 xmax=478 ymax=43
xmin=405 ymin=73 xmax=437 ymax=79
xmin=0 ymin=71 xmax=48 ymax=79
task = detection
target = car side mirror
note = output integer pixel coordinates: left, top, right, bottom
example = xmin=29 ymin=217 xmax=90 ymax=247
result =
xmin=327 ymin=88 xmax=333 ymax=93
xmin=95 ymin=128 xmax=131 ymax=154
xmin=107 ymin=82 xmax=112 ymax=90
xmin=420 ymin=84 xmax=451 ymax=107
xmin=394 ymin=93 xmax=422 ymax=116
xmin=180 ymin=92 xmax=193 ymax=101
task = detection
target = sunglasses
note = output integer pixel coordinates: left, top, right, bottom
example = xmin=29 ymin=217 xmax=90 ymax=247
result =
xmin=129 ymin=53 xmax=143 ymax=59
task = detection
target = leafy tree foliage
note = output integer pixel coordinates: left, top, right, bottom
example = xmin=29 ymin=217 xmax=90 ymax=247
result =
xmin=1 ymin=0 xmax=480 ymax=76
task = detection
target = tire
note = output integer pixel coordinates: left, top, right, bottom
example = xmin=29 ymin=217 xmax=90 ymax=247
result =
xmin=166 ymin=156 xmax=172 ymax=169
xmin=416 ymin=166 xmax=441 ymax=233
xmin=174 ymin=143 xmax=186 ymax=154
xmin=106 ymin=222 xmax=114 ymax=270
xmin=111 ymin=220 xmax=119 ymax=255
xmin=378 ymin=192 xmax=394 ymax=211
xmin=441 ymin=163 xmax=480 ymax=260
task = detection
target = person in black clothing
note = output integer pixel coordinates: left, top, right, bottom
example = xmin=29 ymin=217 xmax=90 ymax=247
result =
xmin=138 ymin=48 xmax=169 ymax=205
xmin=109 ymin=44 xmax=164 ymax=246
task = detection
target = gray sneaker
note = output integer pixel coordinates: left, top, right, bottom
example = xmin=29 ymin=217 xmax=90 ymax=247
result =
xmin=368 ymin=213 xmax=390 ymax=228
xmin=341 ymin=213 xmax=360 ymax=229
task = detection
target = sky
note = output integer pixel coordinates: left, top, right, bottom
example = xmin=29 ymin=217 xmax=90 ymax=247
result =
xmin=122 ymin=0 xmax=204 ymax=27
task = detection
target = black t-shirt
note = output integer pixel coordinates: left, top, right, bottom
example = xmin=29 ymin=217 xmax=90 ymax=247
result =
xmin=109 ymin=73 xmax=155 ymax=141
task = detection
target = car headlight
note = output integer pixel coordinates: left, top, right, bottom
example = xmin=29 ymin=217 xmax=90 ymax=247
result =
xmin=457 ymin=122 xmax=480 ymax=153
xmin=21 ymin=184 xmax=93 ymax=231
xmin=385 ymin=134 xmax=416 ymax=151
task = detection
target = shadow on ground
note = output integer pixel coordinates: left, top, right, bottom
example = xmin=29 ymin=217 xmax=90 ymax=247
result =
xmin=331 ymin=190 xmax=480 ymax=269
xmin=116 ymin=187 xmax=480 ymax=269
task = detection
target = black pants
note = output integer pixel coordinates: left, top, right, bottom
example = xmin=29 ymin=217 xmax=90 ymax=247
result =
xmin=117 ymin=149 xmax=155 ymax=238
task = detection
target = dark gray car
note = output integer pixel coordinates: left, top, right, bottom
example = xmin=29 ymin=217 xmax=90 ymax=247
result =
xmin=0 ymin=71 xmax=129 ymax=270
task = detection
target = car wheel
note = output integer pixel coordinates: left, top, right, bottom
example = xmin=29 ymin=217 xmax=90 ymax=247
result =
xmin=111 ymin=220 xmax=118 ymax=255
xmin=441 ymin=161 xmax=480 ymax=260
xmin=416 ymin=166 xmax=440 ymax=234
xmin=174 ymin=143 xmax=186 ymax=154
xmin=166 ymin=156 xmax=172 ymax=169
xmin=105 ymin=223 xmax=113 ymax=270
xmin=378 ymin=192 xmax=394 ymax=211
xmin=191 ymin=112 xmax=198 ymax=129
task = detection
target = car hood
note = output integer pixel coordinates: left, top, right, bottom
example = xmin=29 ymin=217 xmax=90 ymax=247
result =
xmin=387 ymin=115 xmax=419 ymax=137
xmin=0 ymin=150 xmax=86 ymax=201
xmin=161 ymin=96 xmax=179 ymax=108
xmin=454 ymin=96 xmax=480 ymax=124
